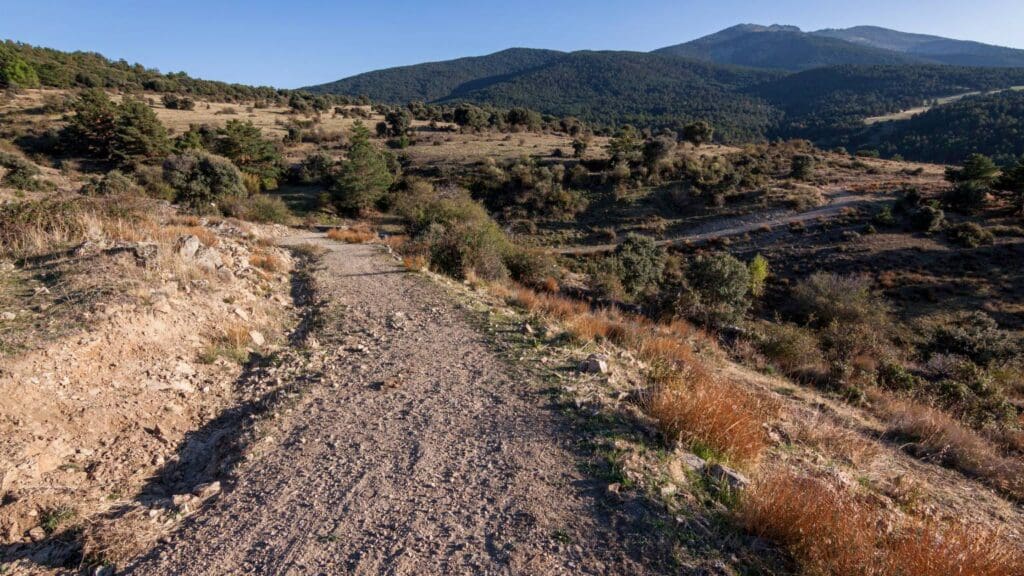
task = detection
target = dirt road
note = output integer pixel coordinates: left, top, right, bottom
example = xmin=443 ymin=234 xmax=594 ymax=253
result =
xmin=126 ymin=235 xmax=652 ymax=575
xmin=555 ymin=189 xmax=869 ymax=256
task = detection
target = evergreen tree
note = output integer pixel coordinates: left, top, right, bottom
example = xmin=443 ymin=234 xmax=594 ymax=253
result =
xmin=0 ymin=46 xmax=39 ymax=88
xmin=331 ymin=121 xmax=395 ymax=214
xmin=111 ymin=99 xmax=171 ymax=165
xmin=213 ymin=120 xmax=282 ymax=188
xmin=682 ymin=120 xmax=714 ymax=147
xmin=996 ymin=156 xmax=1024 ymax=215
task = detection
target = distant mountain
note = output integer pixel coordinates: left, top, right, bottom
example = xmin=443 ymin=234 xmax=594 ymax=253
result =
xmin=652 ymin=24 xmax=921 ymax=71
xmin=303 ymin=48 xmax=565 ymax=103
xmin=304 ymin=24 xmax=1024 ymax=160
xmin=813 ymin=26 xmax=1024 ymax=68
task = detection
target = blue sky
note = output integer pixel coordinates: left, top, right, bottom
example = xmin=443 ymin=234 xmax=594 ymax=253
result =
xmin=2 ymin=0 xmax=1022 ymax=88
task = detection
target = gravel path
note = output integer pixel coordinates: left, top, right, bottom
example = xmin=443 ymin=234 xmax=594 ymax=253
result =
xmin=127 ymin=234 xmax=653 ymax=575
xmin=556 ymin=189 xmax=869 ymax=255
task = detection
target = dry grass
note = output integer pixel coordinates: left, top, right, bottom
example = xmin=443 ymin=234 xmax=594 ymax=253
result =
xmin=402 ymin=254 xmax=428 ymax=271
xmin=646 ymin=367 xmax=775 ymax=464
xmin=882 ymin=398 xmax=1024 ymax=500
xmin=250 ymin=251 xmax=286 ymax=273
xmin=327 ymin=225 xmax=376 ymax=244
xmin=506 ymin=283 xmax=771 ymax=463
xmin=0 ymin=196 xmax=154 ymax=259
xmin=739 ymin=470 xmax=1024 ymax=576
xmin=791 ymin=414 xmax=882 ymax=467
xmin=199 ymin=322 xmax=253 ymax=364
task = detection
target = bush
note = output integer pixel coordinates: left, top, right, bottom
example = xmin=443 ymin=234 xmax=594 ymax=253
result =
xmin=793 ymin=273 xmax=887 ymax=328
xmin=748 ymin=254 xmax=770 ymax=298
xmin=943 ymin=181 xmax=990 ymax=214
xmin=221 ymin=194 xmax=292 ymax=224
xmin=790 ymin=154 xmax=814 ymax=180
xmin=62 ymin=90 xmax=170 ymax=166
xmin=132 ymin=164 xmax=175 ymax=200
xmin=908 ymin=205 xmax=945 ymax=232
xmin=331 ymin=121 xmax=394 ymax=214
xmin=928 ymin=311 xmax=1019 ymax=367
xmin=679 ymin=252 xmax=751 ymax=325
xmin=163 ymin=152 xmax=246 ymax=210
xmin=161 ymin=94 xmax=195 ymax=110
xmin=292 ymin=152 xmax=334 ymax=185
xmin=758 ymin=323 xmax=823 ymax=375
xmin=0 ymin=151 xmax=50 ymax=191
xmin=212 ymin=120 xmax=282 ymax=189
xmin=948 ymin=222 xmax=994 ymax=248
xmin=81 ymin=170 xmax=140 ymax=196
xmin=614 ymin=234 xmax=664 ymax=296
xmin=503 ymin=248 xmax=559 ymax=288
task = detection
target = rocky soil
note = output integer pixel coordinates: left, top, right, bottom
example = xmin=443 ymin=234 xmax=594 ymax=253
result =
xmin=126 ymin=235 xmax=661 ymax=576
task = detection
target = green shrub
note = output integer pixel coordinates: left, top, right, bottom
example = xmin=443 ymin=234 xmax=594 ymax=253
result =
xmin=908 ymin=205 xmax=945 ymax=232
xmin=221 ymin=194 xmax=292 ymax=224
xmin=132 ymin=164 xmax=176 ymax=200
xmin=758 ymin=322 xmax=823 ymax=375
xmin=948 ymin=222 xmax=994 ymax=248
xmin=62 ymin=90 xmax=170 ymax=166
xmin=212 ymin=119 xmax=282 ymax=189
xmin=790 ymin=154 xmax=814 ymax=180
xmin=679 ymin=252 xmax=751 ymax=325
xmin=0 ymin=151 xmax=50 ymax=191
xmin=292 ymin=152 xmax=334 ymax=185
xmin=792 ymin=272 xmax=888 ymax=329
xmin=161 ymin=94 xmax=195 ymax=110
xmin=943 ymin=181 xmax=990 ymax=214
xmin=504 ymin=248 xmax=558 ymax=288
xmin=748 ymin=254 xmax=770 ymax=298
xmin=876 ymin=361 xmax=920 ymax=391
xmin=425 ymin=220 xmax=508 ymax=281
xmin=163 ymin=152 xmax=246 ymax=210
xmin=81 ymin=170 xmax=140 ymax=196
xmin=872 ymin=206 xmax=896 ymax=226
xmin=928 ymin=311 xmax=1019 ymax=367
xmin=331 ymin=121 xmax=394 ymax=214
xmin=615 ymin=234 xmax=664 ymax=296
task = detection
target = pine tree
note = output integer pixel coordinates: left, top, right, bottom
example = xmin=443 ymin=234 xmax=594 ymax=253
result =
xmin=331 ymin=121 xmax=394 ymax=214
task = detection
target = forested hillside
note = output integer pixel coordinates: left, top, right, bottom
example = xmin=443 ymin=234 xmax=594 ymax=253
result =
xmin=653 ymin=24 xmax=920 ymax=71
xmin=436 ymin=51 xmax=783 ymax=141
xmin=304 ymin=48 xmax=566 ymax=103
xmin=849 ymin=89 xmax=1024 ymax=164
xmin=752 ymin=65 xmax=1024 ymax=142
xmin=1 ymin=40 xmax=284 ymax=101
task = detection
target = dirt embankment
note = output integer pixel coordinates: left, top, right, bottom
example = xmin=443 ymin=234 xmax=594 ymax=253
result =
xmin=0 ymin=218 xmax=301 ymax=572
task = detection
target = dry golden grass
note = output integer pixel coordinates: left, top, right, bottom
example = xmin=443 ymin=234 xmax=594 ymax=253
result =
xmin=159 ymin=225 xmax=219 ymax=247
xmin=249 ymin=252 xmax=286 ymax=273
xmin=327 ymin=225 xmax=376 ymax=244
xmin=506 ymin=283 xmax=771 ymax=463
xmin=791 ymin=415 xmax=882 ymax=467
xmin=402 ymin=254 xmax=428 ymax=271
xmin=646 ymin=367 xmax=775 ymax=464
xmin=739 ymin=471 xmax=1024 ymax=576
xmin=882 ymin=398 xmax=1024 ymax=500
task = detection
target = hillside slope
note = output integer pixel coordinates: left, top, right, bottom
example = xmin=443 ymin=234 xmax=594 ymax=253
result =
xmin=302 ymin=48 xmax=565 ymax=103
xmin=814 ymin=25 xmax=1024 ymax=67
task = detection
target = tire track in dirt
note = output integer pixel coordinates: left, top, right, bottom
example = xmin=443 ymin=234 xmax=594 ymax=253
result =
xmin=127 ymin=234 xmax=655 ymax=575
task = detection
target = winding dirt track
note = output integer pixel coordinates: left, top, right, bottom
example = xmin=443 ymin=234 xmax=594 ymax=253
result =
xmin=555 ymin=189 xmax=868 ymax=255
xmin=127 ymin=235 xmax=652 ymax=575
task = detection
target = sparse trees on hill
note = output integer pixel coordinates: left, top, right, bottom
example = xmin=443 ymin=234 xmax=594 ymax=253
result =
xmin=453 ymin=105 xmax=489 ymax=131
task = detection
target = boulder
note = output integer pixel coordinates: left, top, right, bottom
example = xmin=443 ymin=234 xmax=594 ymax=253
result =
xmin=175 ymin=235 xmax=202 ymax=260
xmin=705 ymin=463 xmax=750 ymax=491
xmin=579 ymin=353 xmax=610 ymax=374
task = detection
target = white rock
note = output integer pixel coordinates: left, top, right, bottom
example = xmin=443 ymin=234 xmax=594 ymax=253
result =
xmin=579 ymin=353 xmax=610 ymax=374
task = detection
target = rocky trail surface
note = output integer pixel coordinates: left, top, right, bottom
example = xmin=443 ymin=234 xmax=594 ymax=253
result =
xmin=127 ymin=234 xmax=655 ymax=576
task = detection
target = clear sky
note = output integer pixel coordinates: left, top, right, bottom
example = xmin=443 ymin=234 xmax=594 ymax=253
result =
xmin=2 ymin=0 xmax=1022 ymax=88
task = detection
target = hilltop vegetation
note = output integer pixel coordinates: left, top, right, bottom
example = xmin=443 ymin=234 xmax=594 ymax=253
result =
xmin=653 ymin=24 xmax=920 ymax=71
